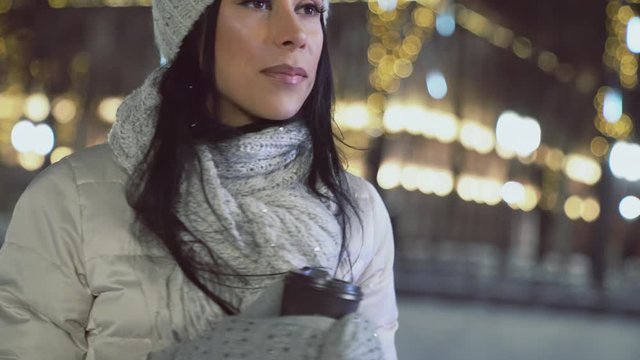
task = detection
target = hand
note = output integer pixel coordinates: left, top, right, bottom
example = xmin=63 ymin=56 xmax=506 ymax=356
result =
xmin=239 ymin=278 xmax=285 ymax=318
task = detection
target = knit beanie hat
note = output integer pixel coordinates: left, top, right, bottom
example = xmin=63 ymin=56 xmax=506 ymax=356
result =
xmin=152 ymin=0 xmax=331 ymax=62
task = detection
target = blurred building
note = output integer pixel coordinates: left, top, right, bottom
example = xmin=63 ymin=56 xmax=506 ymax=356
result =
xmin=0 ymin=0 xmax=639 ymax=316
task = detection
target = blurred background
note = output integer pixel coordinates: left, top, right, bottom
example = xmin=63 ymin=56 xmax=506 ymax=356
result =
xmin=0 ymin=0 xmax=639 ymax=359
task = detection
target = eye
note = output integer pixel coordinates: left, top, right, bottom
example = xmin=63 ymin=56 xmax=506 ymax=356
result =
xmin=297 ymin=2 xmax=325 ymax=16
xmin=242 ymin=0 xmax=271 ymax=10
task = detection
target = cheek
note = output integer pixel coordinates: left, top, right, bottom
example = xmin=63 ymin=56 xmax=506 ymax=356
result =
xmin=309 ymin=32 xmax=324 ymax=70
xmin=215 ymin=21 xmax=257 ymax=83
xmin=214 ymin=33 xmax=254 ymax=95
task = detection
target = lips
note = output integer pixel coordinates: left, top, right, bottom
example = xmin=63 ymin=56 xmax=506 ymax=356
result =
xmin=261 ymin=64 xmax=308 ymax=85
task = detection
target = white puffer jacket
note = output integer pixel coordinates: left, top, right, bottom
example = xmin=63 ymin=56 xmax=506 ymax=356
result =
xmin=0 ymin=144 xmax=398 ymax=360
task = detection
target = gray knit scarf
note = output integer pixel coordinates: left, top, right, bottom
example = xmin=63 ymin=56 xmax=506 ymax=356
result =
xmin=108 ymin=67 xmax=342 ymax=340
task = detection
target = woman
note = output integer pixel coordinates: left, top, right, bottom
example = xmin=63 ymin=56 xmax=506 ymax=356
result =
xmin=0 ymin=0 xmax=398 ymax=359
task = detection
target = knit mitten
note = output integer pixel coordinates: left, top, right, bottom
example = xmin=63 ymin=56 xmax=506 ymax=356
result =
xmin=148 ymin=313 xmax=383 ymax=360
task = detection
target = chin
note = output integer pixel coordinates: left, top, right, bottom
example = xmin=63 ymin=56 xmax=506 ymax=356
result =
xmin=257 ymin=107 xmax=303 ymax=121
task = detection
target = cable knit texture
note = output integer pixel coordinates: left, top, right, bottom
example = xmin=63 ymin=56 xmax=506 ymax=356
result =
xmin=108 ymin=64 xmax=343 ymax=341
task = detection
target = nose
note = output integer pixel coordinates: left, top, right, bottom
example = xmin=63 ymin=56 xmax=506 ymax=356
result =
xmin=270 ymin=7 xmax=307 ymax=50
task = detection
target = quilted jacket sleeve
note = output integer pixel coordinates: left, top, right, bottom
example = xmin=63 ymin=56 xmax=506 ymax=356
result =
xmin=0 ymin=159 xmax=93 ymax=359
xmin=355 ymin=181 xmax=399 ymax=360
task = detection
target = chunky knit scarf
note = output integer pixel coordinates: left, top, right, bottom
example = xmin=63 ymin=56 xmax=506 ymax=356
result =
xmin=108 ymin=67 xmax=342 ymax=340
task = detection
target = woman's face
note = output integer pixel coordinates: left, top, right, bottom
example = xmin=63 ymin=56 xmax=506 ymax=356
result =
xmin=214 ymin=0 xmax=325 ymax=127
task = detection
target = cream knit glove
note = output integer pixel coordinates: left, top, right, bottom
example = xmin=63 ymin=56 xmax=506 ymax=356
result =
xmin=148 ymin=313 xmax=383 ymax=360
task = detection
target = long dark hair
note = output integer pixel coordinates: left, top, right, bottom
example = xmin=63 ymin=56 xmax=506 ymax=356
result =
xmin=128 ymin=2 xmax=360 ymax=315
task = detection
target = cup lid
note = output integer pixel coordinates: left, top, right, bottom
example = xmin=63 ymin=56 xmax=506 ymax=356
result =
xmin=286 ymin=267 xmax=363 ymax=300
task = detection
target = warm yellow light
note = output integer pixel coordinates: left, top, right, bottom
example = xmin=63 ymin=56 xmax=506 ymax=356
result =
xmin=393 ymin=58 xmax=413 ymax=78
xmin=0 ymin=93 xmax=24 ymax=120
xmin=418 ymin=167 xmax=454 ymax=196
xmin=48 ymin=0 xmax=69 ymax=9
xmin=596 ymin=112 xmax=634 ymax=139
xmin=582 ymin=197 xmax=600 ymax=222
xmin=379 ymin=8 xmax=398 ymax=20
xmin=590 ymin=136 xmax=610 ymax=157
xmin=537 ymin=51 xmax=558 ymax=72
xmin=0 ymin=0 xmax=12 ymax=13
xmin=400 ymin=165 xmax=421 ymax=191
xmin=563 ymin=154 xmax=602 ymax=185
xmin=382 ymin=31 xmax=402 ymax=50
xmin=50 ymin=146 xmax=74 ymax=164
xmin=377 ymin=162 xmax=402 ymax=190
xmin=432 ymin=169 xmax=454 ymax=197
xmin=367 ymin=43 xmax=386 ymax=65
xmin=621 ymin=74 xmax=638 ymax=89
xmin=456 ymin=175 xmax=476 ymax=202
xmin=520 ymin=185 xmax=539 ymax=212
xmin=335 ymin=102 xmax=370 ymax=130
xmin=545 ymin=148 xmax=565 ymax=171
xmin=459 ymin=120 xmax=495 ymax=154
xmin=593 ymin=86 xmax=607 ymax=111
xmin=479 ymin=179 xmax=502 ymax=205
xmin=495 ymin=143 xmax=516 ymax=159
xmin=424 ymin=109 xmax=458 ymax=143
xmin=383 ymin=105 xmax=458 ymax=138
xmin=97 ymin=97 xmax=123 ymax=124
xmin=512 ymin=37 xmax=533 ymax=59
xmin=369 ymin=24 xmax=386 ymax=38
xmin=417 ymin=169 xmax=434 ymax=195
xmin=620 ymin=54 xmax=637 ymax=76
xmin=502 ymin=181 xmax=525 ymax=207
xmin=367 ymin=92 xmax=386 ymax=113
xmin=607 ymin=1 xmax=620 ymax=18
xmin=455 ymin=175 xmax=505 ymax=204
xmin=413 ymin=7 xmax=434 ymax=28
xmin=489 ymin=26 xmax=514 ymax=48
xmin=618 ymin=5 xmax=635 ymax=23
xmin=18 ymin=152 xmax=45 ymax=171
xmin=564 ymin=195 xmax=583 ymax=221
xmin=460 ymin=10 xmax=490 ymax=37
xmin=382 ymin=77 xmax=400 ymax=93
xmin=414 ymin=167 xmax=453 ymax=196
xmin=24 ymin=93 xmax=51 ymax=122
xmin=401 ymin=35 xmax=422 ymax=56
xmin=383 ymin=104 xmax=413 ymax=133
xmin=378 ymin=55 xmax=394 ymax=76
xmin=52 ymin=96 xmax=77 ymax=124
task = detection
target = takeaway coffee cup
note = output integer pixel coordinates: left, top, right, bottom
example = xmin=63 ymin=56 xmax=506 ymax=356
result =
xmin=280 ymin=267 xmax=363 ymax=319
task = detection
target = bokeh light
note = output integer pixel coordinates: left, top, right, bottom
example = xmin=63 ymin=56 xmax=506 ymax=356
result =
xmin=496 ymin=111 xmax=541 ymax=157
xmin=52 ymin=96 xmax=78 ymax=124
xmin=50 ymin=146 xmax=74 ymax=164
xmin=97 ymin=97 xmax=123 ymax=124
xmin=609 ymin=141 xmax=640 ymax=181
xmin=10 ymin=120 xmax=55 ymax=155
xmin=425 ymin=71 xmax=448 ymax=100
xmin=626 ymin=16 xmax=640 ymax=53
xmin=619 ymin=195 xmax=640 ymax=220
xmin=603 ymin=88 xmax=623 ymax=123
xmin=563 ymin=154 xmax=602 ymax=185
xmin=435 ymin=11 xmax=456 ymax=37
xmin=24 ymin=93 xmax=51 ymax=122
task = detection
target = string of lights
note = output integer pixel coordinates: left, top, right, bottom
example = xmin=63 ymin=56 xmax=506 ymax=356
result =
xmin=357 ymin=0 xmax=607 ymax=222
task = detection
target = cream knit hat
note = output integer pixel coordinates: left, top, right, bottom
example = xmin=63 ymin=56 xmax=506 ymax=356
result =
xmin=152 ymin=0 xmax=216 ymax=62
xmin=152 ymin=0 xmax=330 ymax=62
